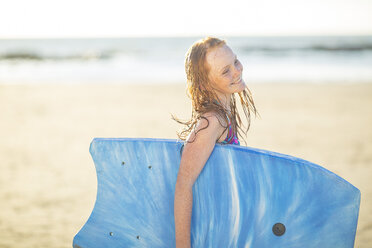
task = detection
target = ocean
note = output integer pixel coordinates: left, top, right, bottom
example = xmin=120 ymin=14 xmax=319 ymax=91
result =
xmin=0 ymin=36 xmax=371 ymax=84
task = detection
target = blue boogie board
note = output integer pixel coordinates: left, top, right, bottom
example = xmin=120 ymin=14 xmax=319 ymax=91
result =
xmin=72 ymin=138 xmax=360 ymax=248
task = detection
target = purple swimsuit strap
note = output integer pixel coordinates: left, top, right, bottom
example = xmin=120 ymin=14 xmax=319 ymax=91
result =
xmin=220 ymin=114 xmax=240 ymax=145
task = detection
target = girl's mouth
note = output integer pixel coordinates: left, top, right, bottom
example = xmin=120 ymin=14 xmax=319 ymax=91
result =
xmin=232 ymin=77 xmax=242 ymax=85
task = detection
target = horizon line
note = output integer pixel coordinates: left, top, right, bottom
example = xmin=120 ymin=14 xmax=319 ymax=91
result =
xmin=1 ymin=33 xmax=372 ymax=40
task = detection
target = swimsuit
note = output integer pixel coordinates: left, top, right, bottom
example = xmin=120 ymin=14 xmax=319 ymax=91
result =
xmin=220 ymin=113 xmax=240 ymax=145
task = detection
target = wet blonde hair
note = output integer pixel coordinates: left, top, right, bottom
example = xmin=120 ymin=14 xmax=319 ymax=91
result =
xmin=171 ymin=36 xmax=259 ymax=146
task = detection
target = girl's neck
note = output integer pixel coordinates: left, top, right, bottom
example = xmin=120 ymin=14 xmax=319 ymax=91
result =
xmin=215 ymin=93 xmax=232 ymax=113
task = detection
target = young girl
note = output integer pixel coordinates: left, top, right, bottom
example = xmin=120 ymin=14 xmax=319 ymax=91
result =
xmin=172 ymin=37 xmax=259 ymax=248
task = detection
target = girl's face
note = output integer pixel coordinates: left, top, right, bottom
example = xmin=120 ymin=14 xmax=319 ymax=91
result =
xmin=205 ymin=44 xmax=246 ymax=97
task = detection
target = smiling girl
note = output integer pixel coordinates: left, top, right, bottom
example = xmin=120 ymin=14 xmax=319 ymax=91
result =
xmin=172 ymin=37 xmax=259 ymax=247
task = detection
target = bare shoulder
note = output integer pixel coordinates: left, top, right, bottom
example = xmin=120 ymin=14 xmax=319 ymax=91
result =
xmin=187 ymin=111 xmax=225 ymax=143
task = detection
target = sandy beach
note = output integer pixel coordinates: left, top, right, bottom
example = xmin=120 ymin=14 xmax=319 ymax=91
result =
xmin=0 ymin=82 xmax=371 ymax=247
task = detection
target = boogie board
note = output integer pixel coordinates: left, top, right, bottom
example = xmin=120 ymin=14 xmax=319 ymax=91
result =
xmin=72 ymin=138 xmax=360 ymax=248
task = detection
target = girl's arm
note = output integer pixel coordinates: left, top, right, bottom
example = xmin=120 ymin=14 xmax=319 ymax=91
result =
xmin=174 ymin=113 xmax=224 ymax=248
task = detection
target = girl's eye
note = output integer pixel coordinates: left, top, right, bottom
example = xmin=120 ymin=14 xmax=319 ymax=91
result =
xmin=223 ymin=59 xmax=238 ymax=74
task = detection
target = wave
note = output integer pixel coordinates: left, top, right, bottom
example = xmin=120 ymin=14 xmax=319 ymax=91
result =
xmin=310 ymin=44 xmax=372 ymax=51
xmin=0 ymin=51 xmax=115 ymax=61
xmin=1 ymin=38 xmax=372 ymax=62
xmin=241 ymin=44 xmax=372 ymax=52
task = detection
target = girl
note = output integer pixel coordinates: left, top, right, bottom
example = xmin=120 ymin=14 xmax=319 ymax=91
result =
xmin=172 ymin=37 xmax=259 ymax=248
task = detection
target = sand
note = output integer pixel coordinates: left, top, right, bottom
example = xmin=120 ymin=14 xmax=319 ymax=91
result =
xmin=0 ymin=82 xmax=371 ymax=247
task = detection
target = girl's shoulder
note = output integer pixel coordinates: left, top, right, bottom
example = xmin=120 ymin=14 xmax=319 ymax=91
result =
xmin=196 ymin=112 xmax=220 ymax=130
xmin=185 ymin=113 xmax=224 ymax=145
xmin=199 ymin=111 xmax=228 ymax=128
xmin=198 ymin=111 xmax=229 ymax=142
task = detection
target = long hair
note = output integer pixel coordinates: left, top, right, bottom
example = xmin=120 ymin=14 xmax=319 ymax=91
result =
xmin=171 ymin=36 xmax=260 ymax=146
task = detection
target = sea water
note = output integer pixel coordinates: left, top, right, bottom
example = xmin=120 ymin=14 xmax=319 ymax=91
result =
xmin=0 ymin=36 xmax=371 ymax=84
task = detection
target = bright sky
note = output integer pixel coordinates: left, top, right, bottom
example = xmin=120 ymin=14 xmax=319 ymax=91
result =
xmin=1 ymin=0 xmax=371 ymax=38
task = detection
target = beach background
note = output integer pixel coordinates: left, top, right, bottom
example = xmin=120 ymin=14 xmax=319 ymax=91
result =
xmin=0 ymin=36 xmax=371 ymax=247
xmin=1 ymin=0 xmax=372 ymax=246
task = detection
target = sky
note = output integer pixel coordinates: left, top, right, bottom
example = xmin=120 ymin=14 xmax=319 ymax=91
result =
xmin=0 ymin=0 xmax=372 ymax=38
